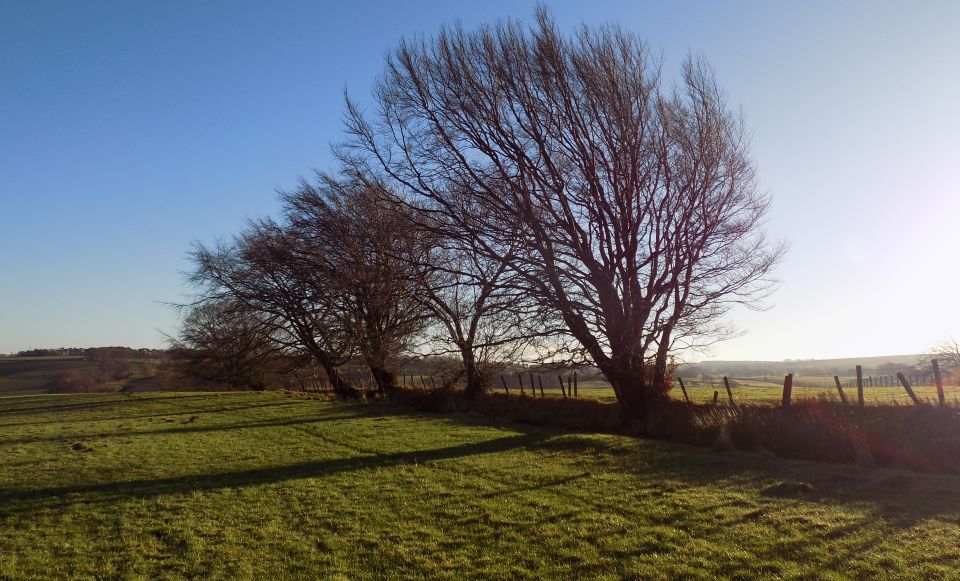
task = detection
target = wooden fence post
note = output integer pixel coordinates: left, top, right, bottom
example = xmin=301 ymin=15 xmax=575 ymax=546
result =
xmin=538 ymin=375 xmax=545 ymax=397
xmin=558 ymin=375 xmax=567 ymax=398
xmin=518 ymin=374 xmax=525 ymax=396
xmin=500 ymin=375 xmax=510 ymax=395
xmin=677 ymin=377 xmax=691 ymax=404
xmin=833 ymin=375 xmax=848 ymax=405
xmin=896 ymin=372 xmax=921 ymax=405
xmin=712 ymin=390 xmax=719 ymax=405
xmin=933 ymin=359 xmax=946 ymax=406
xmin=530 ymin=373 xmax=536 ymax=397
xmin=573 ymin=372 xmax=578 ymax=397
xmin=567 ymin=375 xmax=573 ymax=398
xmin=856 ymin=365 xmax=864 ymax=408
xmin=723 ymin=376 xmax=735 ymax=406
xmin=782 ymin=373 xmax=793 ymax=407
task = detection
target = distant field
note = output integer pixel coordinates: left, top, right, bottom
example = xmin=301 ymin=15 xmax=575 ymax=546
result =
xmin=2 ymin=392 xmax=960 ymax=578
xmin=0 ymin=357 xmax=97 ymax=394
xmin=494 ymin=376 xmax=960 ymax=406
xmin=6 ymin=359 xmax=954 ymax=406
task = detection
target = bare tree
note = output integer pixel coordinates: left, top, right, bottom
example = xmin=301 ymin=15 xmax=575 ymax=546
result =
xmin=282 ymin=174 xmax=433 ymax=397
xmin=187 ymin=222 xmax=360 ymax=398
xmin=171 ymin=299 xmax=290 ymax=389
xmin=342 ymin=8 xmax=785 ymax=420
xmin=410 ymin=231 xmax=554 ymax=396
xmin=926 ymin=338 xmax=960 ymax=374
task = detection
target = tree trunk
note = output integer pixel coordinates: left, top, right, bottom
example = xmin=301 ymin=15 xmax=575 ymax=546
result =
xmin=315 ymin=353 xmax=360 ymax=399
xmin=650 ymin=334 xmax=670 ymax=396
xmin=328 ymin=366 xmax=360 ymax=399
xmin=652 ymin=328 xmax=672 ymax=395
xmin=460 ymin=345 xmax=487 ymax=397
xmin=369 ymin=364 xmax=398 ymax=398
xmin=603 ymin=356 xmax=667 ymax=431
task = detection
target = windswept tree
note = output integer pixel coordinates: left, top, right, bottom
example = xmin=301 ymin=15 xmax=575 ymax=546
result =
xmin=282 ymin=174 xmax=433 ymax=397
xmin=187 ymin=222 xmax=360 ymax=398
xmin=171 ymin=299 xmax=289 ymax=389
xmin=410 ymin=231 xmax=554 ymax=396
xmin=343 ymin=9 xmax=784 ymax=420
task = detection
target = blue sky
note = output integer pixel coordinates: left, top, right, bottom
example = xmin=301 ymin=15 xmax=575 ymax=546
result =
xmin=1 ymin=1 xmax=958 ymax=360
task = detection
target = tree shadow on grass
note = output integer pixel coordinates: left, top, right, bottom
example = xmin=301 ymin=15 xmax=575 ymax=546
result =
xmin=0 ymin=393 xmax=219 ymax=419
xmin=448 ymin=422 xmax=960 ymax=531
xmin=0 ymin=432 xmax=551 ymax=516
xmin=479 ymin=472 xmax=592 ymax=498
xmin=0 ymin=399 xmax=316 ymax=430
xmin=0 ymin=411 xmax=388 ymax=445
xmin=608 ymin=441 xmax=960 ymax=529
xmin=0 ymin=392 xmax=332 ymax=429
xmin=0 ymin=399 xmax=463 ymax=444
xmin=5 ymin=396 xmax=960 ymax=532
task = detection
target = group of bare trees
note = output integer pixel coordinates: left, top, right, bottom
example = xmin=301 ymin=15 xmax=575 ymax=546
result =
xmin=179 ymin=174 xmax=542 ymax=399
xmin=177 ymin=9 xmax=783 ymax=420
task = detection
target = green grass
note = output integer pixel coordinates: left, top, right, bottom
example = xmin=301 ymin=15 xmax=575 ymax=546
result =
xmin=681 ymin=385 xmax=960 ymax=405
xmin=505 ymin=376 xmax=960 ymax=406
xmin=3 ymin=392 xmax=960 ymax=578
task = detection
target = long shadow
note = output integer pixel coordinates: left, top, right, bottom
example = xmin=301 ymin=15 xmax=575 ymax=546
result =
xmin=479 ymin=472 xmax=592 ymax=498
xmin=420 ymin=414 xmax=960 ymax=529
xmin=617 ymin=445 xmax=960 ymax=528
xmin=0 ymin=393 xmax=219 ymax=418
xmin=5 ymin=395 xmax=960 ymax=529
xmin=0 ymin=432 xmax=550 ymax=516
xmin=0 ymin=396 xmax=523 ymax=439
xmin=0 ymin=398 xmax=125 ymax=417
xmin=0 ymin=412 xmax=380 ymax=445
xmin=0 ymin=399 xmax=316 ymax=429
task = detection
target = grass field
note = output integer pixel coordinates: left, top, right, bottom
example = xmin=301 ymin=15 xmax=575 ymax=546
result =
xmin=0 ymin=357 xmax=97 ymax=394
xmin=3 ymin=392 xmax=960 ymax=578
xmin=504 ymin=377 xmax=960 ymax=406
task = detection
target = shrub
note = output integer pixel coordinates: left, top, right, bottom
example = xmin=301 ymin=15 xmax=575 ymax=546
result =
xmin=99 ymin=356 xmax=133 ymax=380
xmin=51 ymin=370 xmax=100 ymax=393
xmin=649 ymin=400 xmax=960 ymax=473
